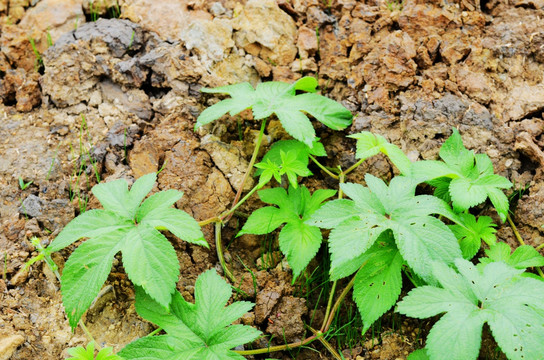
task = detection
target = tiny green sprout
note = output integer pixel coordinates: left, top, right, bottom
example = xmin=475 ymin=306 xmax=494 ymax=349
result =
xmin=66 ymin=341 xmax=121 ymax=360
xmin=254 ymin=150 xmax=311 ymax=188
xmin=18 ymin=177 xmax=33 ymax=190
xmin=23 ymin=237 xmax=58 ymax=274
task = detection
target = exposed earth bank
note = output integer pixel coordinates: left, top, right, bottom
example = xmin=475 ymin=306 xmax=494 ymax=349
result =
xmin=1 ymin=0 xmax=543 ymax=359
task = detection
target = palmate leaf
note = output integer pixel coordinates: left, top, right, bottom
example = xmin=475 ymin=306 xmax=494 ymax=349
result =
xmin=449 ymin=213 xmax=497 ymax=259
xmin=66 ymin=341 xmax=121 ymax=360
xmin=410 ymin=129 xmax=512 ymax=221
xmin=48 ymin=173 xmax=206 ymax=328
xmin=349 ymin=132 xmax=412 ymax=174
xmin=480 ymin=242 xmax=544 ymax=270
xmin=397 ymin=259 xmax=544 ymax=360
xmin=238 ymin=186 xmax=336 ymax=278
xmin=194 ymin=77 xmax=352 ymax=146
xmin=119 ymin=269 xmax=261 ymax=360
xmin=307 ymin=174 xmax=462 ymax=283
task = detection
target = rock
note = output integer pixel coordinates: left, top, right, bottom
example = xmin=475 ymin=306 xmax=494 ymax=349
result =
xmin=454 ymin=66 xmax=493 ymax=104
xmin=504 ymin=84 xmax=544 ymax=121
xmin=18 ymin=0 xmax=84 ymax=53
xmin=0 ymin=25 xmax=37 ymax=72
xmin=233 ymin=0 xmax=297 ymax=66
xmin=398 ymin=3 xmax=459 ymax=38
xmin=0 ymin=68 xmax=41 ymax=112
xmin=296 ymin=25 xmax=318 ymax=59
xmin=319 ymin=25 xmax=349 ymax=80
xmin=439 ymin=30 xmax=472 ymax=65
xmin=42 ymin=19 xmax=144 ymax=107
xmin=121 ymin=0 xmax=211 ymax=41
xmin=209 ymin=54 xmax=260 ymax=86
xmin=351 ymin=31 xmax=417 ymax=100
xmin=19 ymin=194 xmax=43 ymax=218
xmin=201 ymin=135 xmax=254 ymax=192
xmin=0 ymin=334 xmax=25 ymax=360
xmin=180 ymin=18 xmax=234 ymax=63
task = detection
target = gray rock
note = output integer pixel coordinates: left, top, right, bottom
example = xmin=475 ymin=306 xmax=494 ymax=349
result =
xmin=19 ymin=195 xmax=43 ymax=218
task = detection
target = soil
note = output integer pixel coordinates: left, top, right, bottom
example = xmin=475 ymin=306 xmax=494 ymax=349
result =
xmin=1 ymin=0 xmax=543 ymax=359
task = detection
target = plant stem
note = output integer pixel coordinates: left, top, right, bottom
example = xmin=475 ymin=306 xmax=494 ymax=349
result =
xmin=507 ymin=214 xmax=544 ymax=279
xmin=224 ymin=120 xmax=267 ymax=223
xmin=234 ymin=334 xmax=319 ymax=355
xmin=215 ymin=222 xmax=236 ymax=283
xmin=309 ymin=155 xmax=339 ymax=179
xmin=308 ymin=327 xmax=343 ymax=360
xmin=220 ymin=184 xmax=261 ymax=222
xmin=507 ymin=213 xmax=525 ymax=246
xmin=146 ymin=327 xmax=163 ymax=337
xmin=323 ymin=272 xmax=358 ymax=333
xmin=321 ymin=281 xmax=337 ymax=332
xmin=342 ymin=158 xmax=366 ymax=177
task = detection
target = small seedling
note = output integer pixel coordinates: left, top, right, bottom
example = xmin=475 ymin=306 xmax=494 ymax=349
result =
xmin=119 ymin=269 xmax=261 ymax=359
xmin=238 ymin=185 xmax=336 ymax=279
xmin=18 ymin=177 xmax=33 ymax=190
xmin=66 ymin=341 xmax=121 ymax=360
xmin=397 ymin=259 xmax=544 ymax=360
xmin=47 ymin=172 xmax=206 ymax=328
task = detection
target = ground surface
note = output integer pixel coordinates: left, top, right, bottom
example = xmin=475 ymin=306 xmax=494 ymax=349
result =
xmin=1 ymin=0 xmax=543 ymax=359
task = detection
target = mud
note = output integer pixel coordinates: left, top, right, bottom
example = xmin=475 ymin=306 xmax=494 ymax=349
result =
xmin=1 ymin=0 xmax=544 ymax=359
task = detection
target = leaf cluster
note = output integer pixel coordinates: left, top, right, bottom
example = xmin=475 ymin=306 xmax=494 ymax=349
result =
xmin=398 ymin=259 xmax=544 ymax=360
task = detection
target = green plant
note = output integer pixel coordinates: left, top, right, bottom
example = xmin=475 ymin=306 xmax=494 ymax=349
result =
xmin=47 ymin=172 xmax=206 ymax=328
xmin=66 ymin=341 xmax=121 ymax=360
xmin=397 ymin=258 xmax=544 ymax=360
xmin=194 ymin=76 xmax=352 ymax=147
xmin=18 ymin=177 xmax=33 ymax=190
xmin=238 ymin=185 xmax=336 ymax=279
xmin=118 ymin=269 xmax=261 ymax=359
xmin=411 ymin=128 xmax=512 ymax=221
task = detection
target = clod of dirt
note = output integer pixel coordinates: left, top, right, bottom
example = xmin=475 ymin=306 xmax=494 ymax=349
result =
xmin=201 ymin=134 xmax=254 ymax=192
xmin=0 ymin=334 xmax=24 ymax=360
xmin=265 ymin=296 xmax=308 ymax=342
xmin=232 ymin=0 xmax=297 ymax=66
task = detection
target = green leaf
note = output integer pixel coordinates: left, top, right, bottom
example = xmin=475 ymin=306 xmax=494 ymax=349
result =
xmin=48 ymin=210 xmax=131 ymax=252
xmin=238 ymin=186 xmax=334 ymax=277
xmin=66 ymin=341 xmax=121 ymax=360
xmin=310 ymin=175 xmax=462 ymax=283
xmin=348 ymin=132 xmax=412 ymax=174
xmin=482 ymin=242 xmax=544 ymax=269
xmin=397 ymin=259 xmax=544 ymax=360
xmin=121 ymin=225 xmax=180 ymax=308
xmin=279 ymin=220 xmax=322 ymax=278
xmin=414 ymin=128 xmax=512 ymax=221
xmin=120 ymin=269 xmax=261 ymax=360
xmin=449 ymin=214 xmax=497 ymax=259
xmin=195 ymin=78 xmax=353 ymax=146
xmin=49 ymin=173 xmax=206 ymax=328
xmin=237 ymin=206 xmax=286 ymax=236
xmin=407 ymin=349 xmax=430 ymax=360
xmin=140 ymin=207 xmax=207 ymax=247
xmin=351 ymin=233 xmax=403 ymax=333
xmin=61 ymin=229 xmax=127 ymax=328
